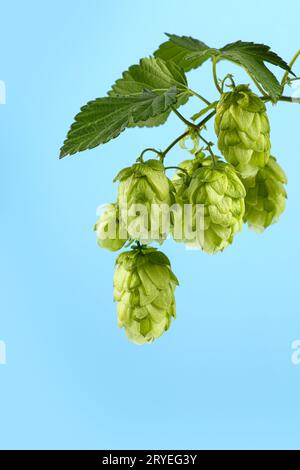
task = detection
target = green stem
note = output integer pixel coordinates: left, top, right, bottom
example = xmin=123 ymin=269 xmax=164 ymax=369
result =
xmin=199 ymin=135 xmax=211 ymax=146
xmin=279 ymin=96 xmax=300 ymax=103
xmin=189 ymin=89 xmax=211 ymax=105
xmin=281 ymin=49 xmax=300 ymax=86
xmin=212 ymin=57 xmax=222 ymax=94
xmin=195 ymin=110 xmax=217 ymax=129
xmin=171 ymin=106 xmax=197 ymax=128
xmin=190 ymin=101 xmax=218 ymax=122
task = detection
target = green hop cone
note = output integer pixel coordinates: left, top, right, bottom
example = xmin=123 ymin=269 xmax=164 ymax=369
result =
xmin=113 ymin=247 xmax=178 ymax=345
xmin=215 ymin=85 xmax=271 ymax=177
xmin=172 ymin=156 xmax=246 ymax=254
xmin=94 ymin=203 xmax=127 ymax=252
xmin=243 ymin=156 xmax=287 ymax=233
xmin=114 ymin=159 xmax=173 ymax=243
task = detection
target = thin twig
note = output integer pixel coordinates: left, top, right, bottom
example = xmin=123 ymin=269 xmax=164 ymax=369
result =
xmin=261 ymin=95 xmax=300 ymax=104
xmin=281 ymin=49 xmax=300 ymax=86
xmin=139 ymin=147 xmax=161 ymax=161
xmin=160 ymin=110 xmax=216 ymax=159
xmin=189 ymin=89 xmax=211 ymax=105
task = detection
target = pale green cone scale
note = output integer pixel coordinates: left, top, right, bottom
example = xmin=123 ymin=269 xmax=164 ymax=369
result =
xmin=242 ymin=156 xmax=287 ymax=233
xmin=94 ymin=203 xmax=127 ymax=252
xmin=215 ymin=85 xmax=271 ymax=177
xmin=171 ymin=156 xmax=246 ymax=254
xmin=113 ymin=247 xmax=178 ymax=345
xmin=114 ymin=159 xmax=173 ymax=243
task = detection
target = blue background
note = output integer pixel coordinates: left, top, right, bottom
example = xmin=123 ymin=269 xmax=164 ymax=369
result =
xmin=1 ymin=0 xmax=300 ymax=450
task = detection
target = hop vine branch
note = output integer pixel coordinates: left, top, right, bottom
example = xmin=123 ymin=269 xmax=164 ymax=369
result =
xmin=60 ymin=34 xmax=300 ymax=344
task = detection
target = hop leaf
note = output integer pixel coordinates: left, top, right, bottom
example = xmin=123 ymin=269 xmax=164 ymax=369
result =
xmin=115 ymin=159 xmax=174 ymax=243
xmin=215 ymin=85 xmax=271 ymax=177
xmin=172 ymin=156 xmax=246 ymax=254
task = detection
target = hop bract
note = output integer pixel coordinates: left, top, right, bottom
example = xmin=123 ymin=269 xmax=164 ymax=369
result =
xmin=243 ymin=156 xmax=287 ymax=232
xmin=113 ymin=247 xmax=178 ymax=345
xmin=115 ymin=159 xmax=173 ymax=243
xmin=172 ymin=156 xmax=246 ymax=254
xmin=215 ymin=85 xmax=271 ymax=177
xmin=94 ymin=203 xmax=127 ymax=252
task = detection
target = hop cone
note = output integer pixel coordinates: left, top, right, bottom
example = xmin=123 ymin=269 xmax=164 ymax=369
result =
xmin=115 ymin=159 xmax=173 ymax=243
xmin=215 ymin=85 xmax=271 ymax=177
xmin=94 ymin=203 xmax=127 ymax=252
xmin=172 ymin=156 xmax=246 ymax=254
xmin=113 ymin=247 xmax=178 ymax=345
xmin=243 ymin=156 xmax=287 ymax=233
xmin=171 ymin=151 xmax=207 ymax=193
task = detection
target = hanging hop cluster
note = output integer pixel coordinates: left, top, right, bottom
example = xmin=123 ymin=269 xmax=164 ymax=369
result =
xmin=95 ymin=84 xmax=288 ymax=344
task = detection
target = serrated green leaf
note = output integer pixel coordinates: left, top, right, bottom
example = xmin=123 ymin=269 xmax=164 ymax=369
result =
xmin=155 ymin=35 xmax=293 ymax=101
xmin=60 ymin=88 xmax=178 ymax=158
xmin=109 ymin=57 xmax=190 ymax=127
xmin=154 ymin=33 xmax=214 ymax=72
